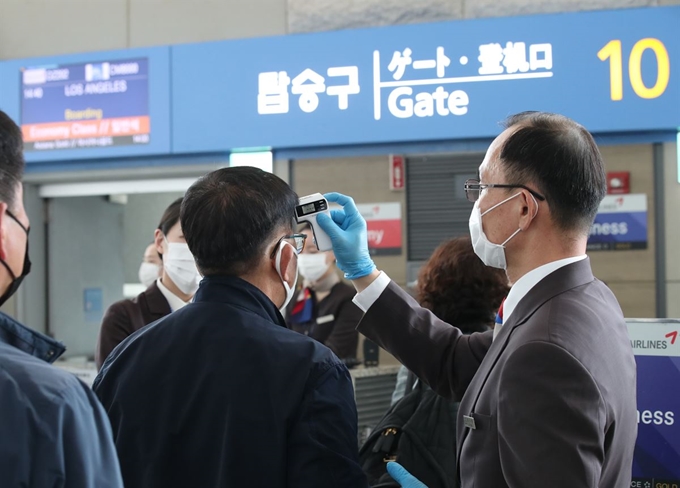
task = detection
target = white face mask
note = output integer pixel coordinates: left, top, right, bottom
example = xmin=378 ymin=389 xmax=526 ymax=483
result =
xmin=469 ymin=192 xmax=524 ymax=270
xmin=275 ymin=241 xmax=298 ymax=311
xmin=297 ymin=253 xmax=330 ymax=283
xmin=163 ymin=241 xmax=201 ymax=296
xmin=138 ymin=262 xmax=160 ymax=288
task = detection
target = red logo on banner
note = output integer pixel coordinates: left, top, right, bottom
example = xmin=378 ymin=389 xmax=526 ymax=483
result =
xmin=390 ymin=155 xmax=405 ymax=190
xmin=607 ymin=172 xmax=630 ymax=195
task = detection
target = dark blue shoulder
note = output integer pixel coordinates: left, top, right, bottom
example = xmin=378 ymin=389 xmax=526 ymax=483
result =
xmin=0 ymin=312 xmax=65 ymax=363
xmin=0 ymin=341 xmax=89 ymax=410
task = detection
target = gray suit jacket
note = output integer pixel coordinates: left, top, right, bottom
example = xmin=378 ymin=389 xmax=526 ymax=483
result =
xmin=358 ymin=258 xmax=637 ymax=487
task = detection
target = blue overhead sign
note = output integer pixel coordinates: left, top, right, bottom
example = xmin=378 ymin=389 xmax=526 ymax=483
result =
xmin=21 ymin=58 xmax=150 ymax=153
xmin=0 ymin=47 xmax=170 ymax=163
xmin=0 ymin=6 xmax=677 ymax=165
xmin=171 ymin=6 xmax=680 ymax=153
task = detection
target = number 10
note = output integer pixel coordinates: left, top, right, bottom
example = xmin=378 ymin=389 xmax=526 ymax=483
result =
xmin=597 ymin=38 xmax=670 ymax=101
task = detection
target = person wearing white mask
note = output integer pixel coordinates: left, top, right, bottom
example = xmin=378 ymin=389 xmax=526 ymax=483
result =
xmin=137 ymin=242 xmax=162 ymax=288
xmin=95 ymin=197 xmax=201 ymax=370
xmin=93 ymin=167 xmax=367 ymax=488
xmin=286 ymin=222 xmax=361 ymax=363
xmin=316 ymin=112 xmax=636 ymax=488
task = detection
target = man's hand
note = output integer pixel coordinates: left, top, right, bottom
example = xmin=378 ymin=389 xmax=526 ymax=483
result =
xmin=316 ymin=192 xmax=376 ymax=280
xmin=387 ymin=462 xmax=428 ymax=488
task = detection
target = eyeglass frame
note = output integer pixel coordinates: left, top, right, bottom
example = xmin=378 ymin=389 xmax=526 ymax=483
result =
xmin=269 ymin=233 xmax=308 ymax=259
xmin=464 ymin=179 xmax=546 ymax=203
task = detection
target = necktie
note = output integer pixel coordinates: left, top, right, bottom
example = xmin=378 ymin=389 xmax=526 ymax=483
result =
xmin=493 ymin=299 xmax=505 ymax=340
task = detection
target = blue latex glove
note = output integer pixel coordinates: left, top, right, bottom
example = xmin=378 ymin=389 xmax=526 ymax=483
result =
xmin=387 ymin=462 xmax=428 ymax=488
xmin=315 ymin=192 xmax=376 ymax=280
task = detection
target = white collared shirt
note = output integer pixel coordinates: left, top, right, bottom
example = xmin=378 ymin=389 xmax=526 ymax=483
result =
xmin=493 ymin=255 xmax=587 ymax=339
xmin=156 ymin=278 xmax=190 ymax=312
xmin=353 ymin=255 xmax=588 ymax=340
xmin=353 ymin=271 xmax=392 ymax=313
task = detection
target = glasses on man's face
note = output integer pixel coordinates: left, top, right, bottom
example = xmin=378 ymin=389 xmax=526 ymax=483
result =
xmin=299 ymin=232 xmax=319 ymax=254
xmin=270 ymin=233 xmax=308 ymax=258
xmin=464 ymin=179 xmax=546 ymax=203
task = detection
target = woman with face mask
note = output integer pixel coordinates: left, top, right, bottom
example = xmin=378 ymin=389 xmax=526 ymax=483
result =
xmin=285 ymin=223 xmax=362 ymax=365
xmin=138 ymin=242 xmax=163 ymax=288
xmin=95 ymin=197 xmax=201 ymax=370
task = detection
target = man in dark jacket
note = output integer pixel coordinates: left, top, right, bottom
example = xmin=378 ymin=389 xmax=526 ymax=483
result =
xmin=93 ymin=167 xmax=368 ymax=488
xmin=0 ymin=110 xmax=123 ymax=487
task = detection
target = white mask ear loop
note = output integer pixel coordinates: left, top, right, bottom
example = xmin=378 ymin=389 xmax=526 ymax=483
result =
xmin=530 ymin=193 xmax=539 ymax=219
xmin=275 ymin=241 xmax=298 ymax=311
xmin=501 ymin=228 xmax=521 ymax=246
xmin=480 ymin=192 xmax=522 ymax=218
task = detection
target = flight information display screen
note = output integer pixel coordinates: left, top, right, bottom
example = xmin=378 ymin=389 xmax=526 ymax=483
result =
xmin=20 ymin=57 xmax=149 ymax=152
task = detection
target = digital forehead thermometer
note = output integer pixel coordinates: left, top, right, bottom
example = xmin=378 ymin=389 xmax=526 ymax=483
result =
xmin=296 ymin=193 xmax=333 ymax=252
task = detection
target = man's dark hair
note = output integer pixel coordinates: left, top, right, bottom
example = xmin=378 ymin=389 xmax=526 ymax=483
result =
xmin=500 ymin=111 xmax=606 ymax=234
xmin=158 ymin=197 xmax=183 ymax=236
xmin=417 ymin=236 xmax=509 ymax=333
xmin=181 ymin=167 xmax=298 ymax=276
xmin=0 ymin=111 xmax=25 ymax=210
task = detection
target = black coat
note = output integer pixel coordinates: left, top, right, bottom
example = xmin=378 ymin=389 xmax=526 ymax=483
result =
xmin=93 ymin=275 xmax=367 ymax=488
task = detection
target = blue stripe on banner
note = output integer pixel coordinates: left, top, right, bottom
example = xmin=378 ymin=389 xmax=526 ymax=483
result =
xmin=588 ymin=211 xmax=647 ymax=245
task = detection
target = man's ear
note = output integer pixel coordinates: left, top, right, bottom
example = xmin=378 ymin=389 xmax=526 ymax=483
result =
xmin=0 ymin=202 xmax=8 ymax=262
xmin=272 ymin=242 xmax=297 ymax=283
xmin=518 ymin=191 xmax=540 ymax=231
xmin=154 ymin=229 xmax=164 ymax=256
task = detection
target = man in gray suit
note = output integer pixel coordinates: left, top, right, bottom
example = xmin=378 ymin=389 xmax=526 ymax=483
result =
xmin=317 ymin=112 xmax=637 ymax=487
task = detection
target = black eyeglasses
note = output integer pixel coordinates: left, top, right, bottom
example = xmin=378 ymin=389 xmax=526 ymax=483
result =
xmin=269 ymin=233 xmax=307 ymax=258
xmin=464 ymin=179 xmax=546 ymax=203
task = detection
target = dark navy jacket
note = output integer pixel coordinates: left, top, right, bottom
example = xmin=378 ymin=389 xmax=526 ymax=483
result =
xmin=94 ymin=276 xmax=368 ymax=488
xmin=0 ymin=312 xmax=123 ymax=487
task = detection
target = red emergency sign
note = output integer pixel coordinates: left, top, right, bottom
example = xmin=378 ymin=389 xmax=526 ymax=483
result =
xmin=389 ymin=155 xmax=405 ymax=190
